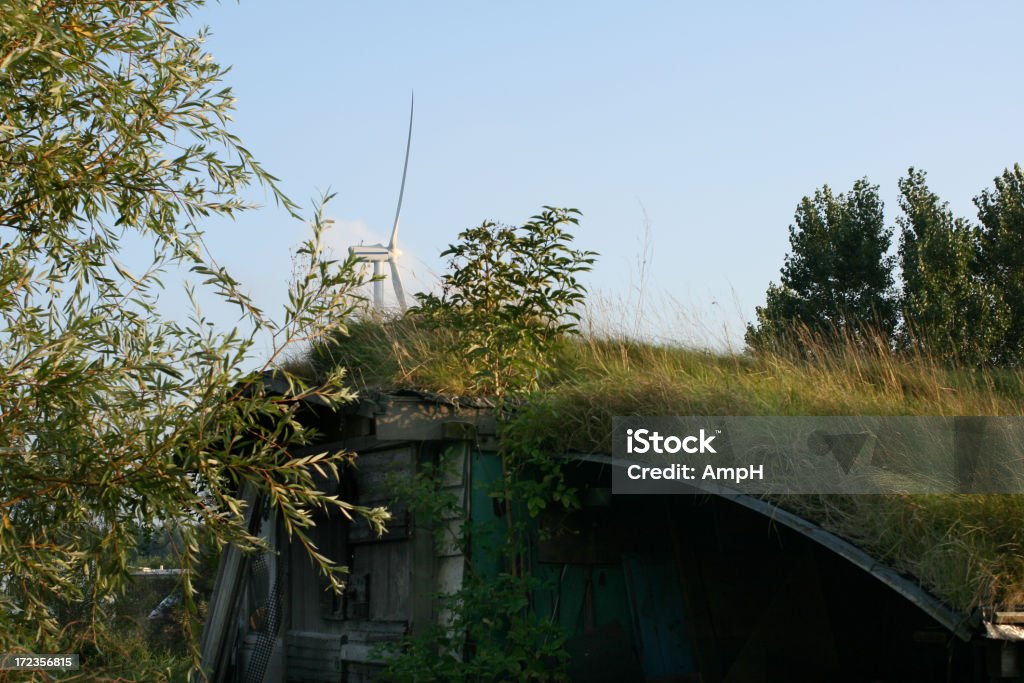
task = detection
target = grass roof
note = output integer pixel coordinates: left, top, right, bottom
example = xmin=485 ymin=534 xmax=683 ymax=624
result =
xmin=291 ymin=317 xmax=1024 ymax=615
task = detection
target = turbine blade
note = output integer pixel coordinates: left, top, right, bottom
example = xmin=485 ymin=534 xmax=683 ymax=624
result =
xmin=389 ymin=92 xmax=414 ymax=251
xmin=389 ymin=257 xmax=407 ymax=312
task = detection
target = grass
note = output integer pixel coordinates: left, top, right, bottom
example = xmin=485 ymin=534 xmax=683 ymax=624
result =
xmin=293 ymin=315 xmax=1024 ymax=614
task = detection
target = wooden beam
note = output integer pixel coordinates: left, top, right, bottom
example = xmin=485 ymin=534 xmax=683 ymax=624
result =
xmin=195 ymin=483 xmax=262 ymax=682
xmin=995 ymin=613 xmax=1024 ymax=625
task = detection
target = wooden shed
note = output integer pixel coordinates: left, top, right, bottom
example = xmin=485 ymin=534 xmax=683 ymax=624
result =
xmin=198 ymin=390 xmax=491 ymax=682
xmin=198 ymin=389 xmax=1024 ymax=682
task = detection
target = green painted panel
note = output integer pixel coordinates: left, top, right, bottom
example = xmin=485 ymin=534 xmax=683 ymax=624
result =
xmin=533 ymin=564 xmax=635 ymax=644
xmin=470 ymin=450 xmax=642 ymax=676
xmin=623 ymin=552 xmax=697 ymax=677
xmin=469 ymin=449 xmax=504 ymax=578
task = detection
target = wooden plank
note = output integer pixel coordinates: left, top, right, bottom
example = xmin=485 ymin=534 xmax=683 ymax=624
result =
xmin=436 ymin=555 xmax=464 ymax=599
xmin=374 ymin=397 xmax=494 ymax=441
xmin=344 ymin=573 xmax=370 ymax=620
xmin=434 ymin=518 xmax=463 ymax=559
xmin=438 ymin=485 xmax=465 ymax=522
xmin=382 ymin=543 xmax=411 ymax=621
xmin=440 ymin=447 xmax=466 ymax=488
xmin=336 ymin=436 xmax=413 ymax=454
xmin=339 ymin=620 xmax=408 ymax=638
xmin=442 ymin=421 xmax=477 ymax=441
xmin=337 ymin=620 xmax=408 ymax=665
xmin=350 ymin=447 xmax=415 ymax=506
xmin=375 ymin=399 xmax=455 ymax=440
xmin=343 ymin=661 xmax=385 ymax=683
xmin=349 ymin=542 xmax=411 ymax=622
xmin=288 ymin=514 xmax=350 ymax=628
xmin=354 ymin=446 xmax=415 ymax=472
xmin=411 ymin=507 xmax=435 ymax=636
xmin=285 ymin=631 xmax=344 ymax=682
xmin=475 ymin=413 xmax=497 ymax=436
xmin=195 ymin=483 xmax=261 ymax=683
xmin=352 ymin=468 xmax=413 ymax=500
xmin=348 ymin=501 xmax=409 ymax=543
xmin=995 ymin=612 xmax=1024 ymax=625
xmin=288 ymin=534 xmax=325 ymax=630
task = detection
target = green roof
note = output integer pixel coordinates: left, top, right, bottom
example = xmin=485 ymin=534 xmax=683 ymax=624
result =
xmin=293 ymin=317 xmax=1024 ymax=614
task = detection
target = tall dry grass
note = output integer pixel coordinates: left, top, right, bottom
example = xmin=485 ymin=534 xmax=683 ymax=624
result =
xmin=294 ymin=315 xmax=1024 ymax=613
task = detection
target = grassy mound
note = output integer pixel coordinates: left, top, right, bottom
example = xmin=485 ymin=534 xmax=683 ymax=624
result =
xmin=294 ymin=317 xmax=1024 ymax=614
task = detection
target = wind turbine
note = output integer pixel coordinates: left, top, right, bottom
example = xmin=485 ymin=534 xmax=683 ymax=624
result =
xmin=349 ymin=94 xmax=413 ymax=312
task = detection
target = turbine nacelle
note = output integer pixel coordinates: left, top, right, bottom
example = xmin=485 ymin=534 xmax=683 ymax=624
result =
xmin=349 ymin=245 xmax=392 ymax=262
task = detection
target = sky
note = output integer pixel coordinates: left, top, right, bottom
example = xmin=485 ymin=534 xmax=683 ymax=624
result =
xmin=171 ymin=1 xmax=1024 ymax=353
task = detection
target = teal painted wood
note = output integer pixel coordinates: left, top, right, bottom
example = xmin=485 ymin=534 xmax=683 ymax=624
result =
xmin=468 ymin=449 xmax=505 ymax=577
xmin=623 ymin=553 xmax=697 ymax=678
xmin=534 ymin=564 xmax=636 ymax=645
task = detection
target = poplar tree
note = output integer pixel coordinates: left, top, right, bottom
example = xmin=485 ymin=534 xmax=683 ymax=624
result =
xmin=975 ymin=164 xmax=1024 ymax=364
xmin=747 ymin=179 xmax=897 ymax=349
xmin=897 ymin=168 xmax=1008 ymax=365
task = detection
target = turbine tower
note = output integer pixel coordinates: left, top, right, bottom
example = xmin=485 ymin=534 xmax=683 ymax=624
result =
xmin=349 ymin=94 xmax=413 ymax=312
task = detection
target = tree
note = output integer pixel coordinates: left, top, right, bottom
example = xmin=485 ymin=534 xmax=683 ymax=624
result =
xmin=897 ymin=168 xmax=1008 ymax=365
xmin=975 ymin=164 xmax=1024 ymax=364
xmin=746 ymin=179 xmax=897 ymax=349
xmin=0 ymin=1 xmax=385 ymax=676
xmin=394 ymin=208 xmax=595 ymax=681
xmin=414 ymin=207 xmax=597 ymax=401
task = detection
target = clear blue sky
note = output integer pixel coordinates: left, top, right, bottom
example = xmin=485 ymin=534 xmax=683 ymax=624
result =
xmin=176 ymin=1 xmax=1024 ymax=351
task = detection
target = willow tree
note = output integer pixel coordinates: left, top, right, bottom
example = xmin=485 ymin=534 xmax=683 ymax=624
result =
xmin=0 ymin=1 xmax=385 ymax=675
